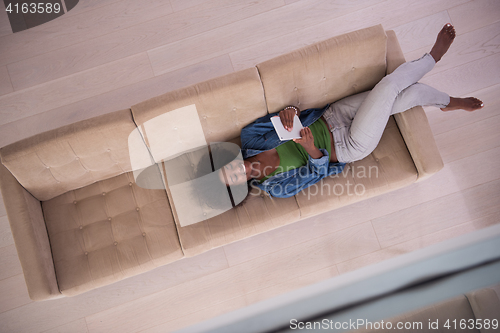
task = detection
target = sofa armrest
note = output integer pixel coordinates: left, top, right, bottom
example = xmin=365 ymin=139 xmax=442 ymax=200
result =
xmin=465 ymin=288 xmax=500 ymax=333
xmin=386 ymin=30 xmax=444 ymax=182
xmin=0 ymin=162 xmax=61 ymax=301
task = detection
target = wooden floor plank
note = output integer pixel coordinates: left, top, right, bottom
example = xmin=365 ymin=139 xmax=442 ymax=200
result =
xmin=169 ymin=0 xmax=206 ymax=12
xmin=405 ymin=20 xmax=500 ymax=74
xmin=392 ymin=11 xmax=451 ymax=54
xmin=0 ymin=52 xmax=154 ymax=127
xmin=0 ymin=248 xmax=229 ymax=333
xmin=338 ymin=211 xmax=500 ymax=274
xmin=60 ymin=0 xmax=123 ymax=18
xmin=239 ymin=266 xmax=340 ymax=307
xmin=142 ymin=265 xmax=340 ymax=333
xmin=448 ymin=0 xmax=500 ymax=34
xmin=85 ymin=222 xmax=379 ymax=333
xmin=0 ymin=0 xmax=174 ymax=74
xmin=223 ymin=203 xmax=369 ymax=266
xmin=229 ymin=0 xmax=467 ymax=71
xmin=0 ymin=274 xmax=32 ymax=314
xmin=41 ymin=318 xmax=89 ymax=333
xmin=5 ymin=0 xmax=283 ymax=90
xmin=0 ymin=245 xmax=23 ymax=281
xmin=435 ymin=114 xmax=500 ymax=163
xmin=149 ymin=0 xmax=386 ymax=75
xmin=144 ymin=295 xmax=248 ymax=333
xmin=0 ymin=66 xmax=13 ymax=97
xmin=0 ymin=215 xmax=13 ymax=248
xmin=0 ymin=55 xmax=234 ymax=147
xmin=372 ymin=178 xmax=500 ymax=248
xmin=420 ymin=52 xmax=500 ymax=97
xmin=425 ymin=82 xmax=500 ymax=136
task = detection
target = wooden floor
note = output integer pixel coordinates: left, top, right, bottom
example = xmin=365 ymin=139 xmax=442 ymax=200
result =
xmin=0 ymin=0 xmax=499 ymax=332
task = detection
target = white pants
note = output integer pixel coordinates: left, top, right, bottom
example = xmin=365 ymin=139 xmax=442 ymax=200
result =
xmin=323 ymin=53 xmax=450 ymax=163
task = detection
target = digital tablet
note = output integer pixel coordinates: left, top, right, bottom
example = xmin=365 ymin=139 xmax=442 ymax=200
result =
xmin=270 ymin=115 xmax=304 ymax=140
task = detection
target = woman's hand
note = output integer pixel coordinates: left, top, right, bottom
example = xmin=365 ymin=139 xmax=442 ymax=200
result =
xmin=293 ymin=127 xmax=323 ymax=159
xmin=279 ymin=106 xmax=300 ymax=131
xmin=293 ymin=127 xmax=314 ymax=149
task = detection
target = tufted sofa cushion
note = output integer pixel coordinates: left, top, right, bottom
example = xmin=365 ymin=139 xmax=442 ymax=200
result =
xmin=131 ymin=67 xmax=268 ymax=149
xmin=0 ymin=109 xmax=138 ymax=201
xmin=256 ymin=24 xmax=387 ymax=113
xmin=42 ymin=170 xmax=183 ymax=296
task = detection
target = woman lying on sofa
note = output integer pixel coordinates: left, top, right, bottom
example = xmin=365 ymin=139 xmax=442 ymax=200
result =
xmin=218 ymin=24 xmax=483 ymax=199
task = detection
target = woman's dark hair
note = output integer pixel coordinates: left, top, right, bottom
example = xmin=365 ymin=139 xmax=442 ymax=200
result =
xmin=193 ymin=143 xmax=249 ymax=210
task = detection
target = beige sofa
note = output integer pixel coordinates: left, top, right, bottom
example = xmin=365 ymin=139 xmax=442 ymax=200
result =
xmin=0 ymin=25 xmax=443 ymax=301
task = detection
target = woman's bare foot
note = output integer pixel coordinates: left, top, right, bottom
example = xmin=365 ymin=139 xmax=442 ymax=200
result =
xmin=441 ymin=97 xmax=484 ymax=112
xmin=430 ymin=23 xmax=456 ymax=63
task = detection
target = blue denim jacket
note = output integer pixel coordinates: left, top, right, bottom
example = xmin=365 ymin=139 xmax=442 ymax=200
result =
xmin=241 ymin=105 xmax=346 ymax=198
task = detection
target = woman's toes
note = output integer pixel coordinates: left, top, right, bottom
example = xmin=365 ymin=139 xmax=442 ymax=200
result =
xmin=430 ymin=24 xmax=456 ymax=62
xmin=444 ymin=24 xmax=456 ymax=37
xmin=468 ymin=97 xmax=484 ymax=111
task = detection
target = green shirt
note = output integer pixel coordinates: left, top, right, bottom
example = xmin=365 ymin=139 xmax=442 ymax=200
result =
xmin=259 ymin=118 xmax=332 ymax=183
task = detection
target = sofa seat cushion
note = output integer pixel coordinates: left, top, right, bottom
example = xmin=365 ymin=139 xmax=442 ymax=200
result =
xmin=296 ymin=116 xmax=417 ymax=218
xmin=0 ymin=109 xmax=138 ymax=201
xmin=42 ymin=171 xmax=183 ymax=296
xmin=175 ymin=185 xmax=301 ymax=257
xmin=257 ymin=24 xmax=387 ymax=113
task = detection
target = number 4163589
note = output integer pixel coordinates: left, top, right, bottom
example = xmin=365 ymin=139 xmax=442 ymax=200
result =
xmin=444 ymin=319 xmax=498 ymax=330
xmin=6 ymin=3 xmax=62 ymax=14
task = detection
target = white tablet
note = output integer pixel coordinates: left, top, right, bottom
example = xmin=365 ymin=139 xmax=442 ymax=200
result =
xmin=271 ymin=115 xmax=304 ymax=141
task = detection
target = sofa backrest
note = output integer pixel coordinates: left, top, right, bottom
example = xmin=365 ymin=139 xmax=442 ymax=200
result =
xmin=131 ymin=67 xmax=268 ymax=158
xmin=0 ymin=109 xmax=139 ymax=201
xmin=257 ymin=24 xmax=387 ymax=113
